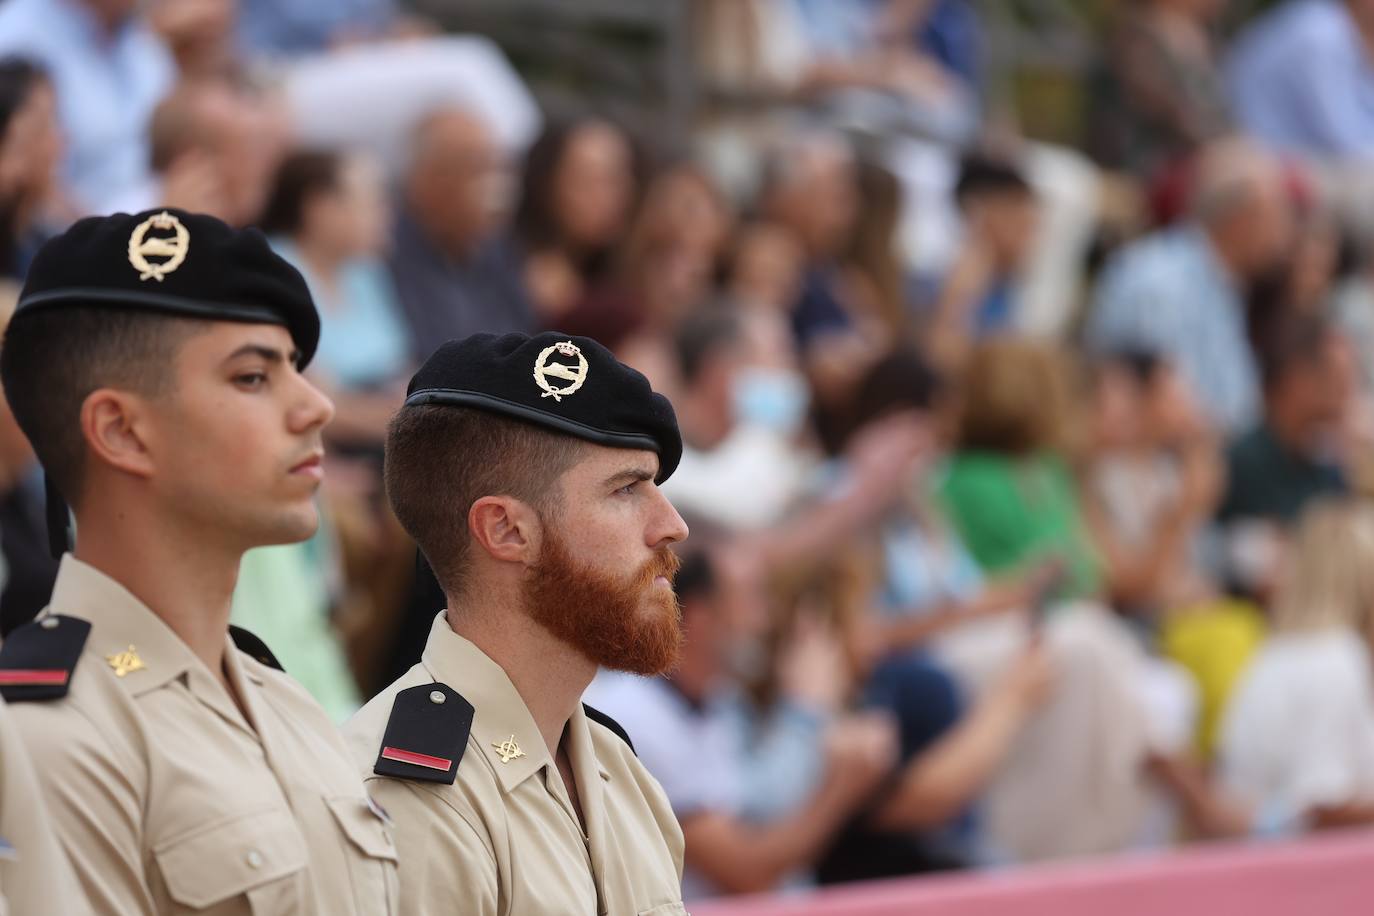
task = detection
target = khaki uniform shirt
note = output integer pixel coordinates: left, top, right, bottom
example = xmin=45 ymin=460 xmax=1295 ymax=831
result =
xmin=9 ymin=556 xmax=399 ymax=915
xmin=344 ymin=612 xmax=687 ymax=916
xmin=0 ymin=696 xmax=91 ymax=916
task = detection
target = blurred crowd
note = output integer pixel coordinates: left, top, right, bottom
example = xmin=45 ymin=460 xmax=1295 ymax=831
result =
xmin=6 ymin=0 xmax=1374 ymax=902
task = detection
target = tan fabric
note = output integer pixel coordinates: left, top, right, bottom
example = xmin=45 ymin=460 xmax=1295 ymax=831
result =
xmin=0 ymin=696 xmax=91 ymax=916
xmin=8 ymin=556 xmax=398 ymax=915
xmin=345 ymin=612 xmax=686 ymax=916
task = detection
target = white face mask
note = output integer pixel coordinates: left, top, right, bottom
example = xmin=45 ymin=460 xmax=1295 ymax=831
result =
xmin=730 ymin=367 xmax=811 ymax=436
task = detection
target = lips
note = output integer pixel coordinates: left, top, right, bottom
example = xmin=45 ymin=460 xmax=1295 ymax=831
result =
xmin=289 ymin=452 xmax=324 ymax=480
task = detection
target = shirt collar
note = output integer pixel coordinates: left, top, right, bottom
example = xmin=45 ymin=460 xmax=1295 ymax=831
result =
xmin=45 ymin=556 xmax=252 ymax=728
xmin=419 ymin=611 xmax=552 ymax=793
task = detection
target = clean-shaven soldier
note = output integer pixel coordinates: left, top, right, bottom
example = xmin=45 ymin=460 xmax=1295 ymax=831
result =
xmin=346 ymin=332 xmax=690 ymax=915
xmin=0 ymin=209 xmax=399 ymax=914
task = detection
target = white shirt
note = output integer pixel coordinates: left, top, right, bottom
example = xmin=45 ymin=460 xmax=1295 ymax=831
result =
xmin=1219 ymin=629 xmax=1374 ymax=830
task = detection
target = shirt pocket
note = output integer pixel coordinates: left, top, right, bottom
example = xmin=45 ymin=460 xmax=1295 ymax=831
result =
xmin=638 ymin=905 xmax=689 ymax=916
xmin=154 ymin=806 xmax=307 ymax=911
xmin=325 ymin=794 xmax=400 ymax=915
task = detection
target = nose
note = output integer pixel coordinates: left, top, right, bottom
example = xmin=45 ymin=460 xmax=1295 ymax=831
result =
xmin=648 ymin=485 xmax=689 ymax=548
xmin=288 ymin=370 xmax=336 ymax=434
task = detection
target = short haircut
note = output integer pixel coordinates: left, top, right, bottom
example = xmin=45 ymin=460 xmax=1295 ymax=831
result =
xmin=674 ymin=306 xmax=742 ymax=387
xmin=674 ymin=550 xmax=716 ymax=608
xmin=384 ymin=405 xmax=588 ymax=596
xmin=1255 ymin=312 xmax=1336 ymax=393
xmin=0 ymin=307 xmax=201 ymax=503
xmin=954 ymin=153 xmax=1031 ymax=206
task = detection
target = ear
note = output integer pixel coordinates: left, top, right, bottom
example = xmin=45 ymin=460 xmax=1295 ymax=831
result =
xmin=80 ymin=388 xmax=157 ymax=480
xmin=468 ymin=495 xmax=541 ymax=565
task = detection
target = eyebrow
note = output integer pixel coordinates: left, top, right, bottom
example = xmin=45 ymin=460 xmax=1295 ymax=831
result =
xmin=223 ymin=344 xmax=296 ymax=366
xmin=604 ymin=467 xmax=656 ymax=489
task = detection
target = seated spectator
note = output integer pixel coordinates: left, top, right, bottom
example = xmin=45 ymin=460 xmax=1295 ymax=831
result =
xmin=924 ymin=153 xmax=1039 ymax=372
xmin=1228 ymin=0 xmax=1374 ymax=159
xmin=259 ymin=149 xmax=410 ymax=445
xmin=1219 ymin=500 xmax=1374 ymax=834
xmin=390 ymin=107 xmax=535 ymax=361
xmin=582 ymin=163 xmax=732 ymax=369
xmin=147 ymin=79 xmax=288 ymax=227
xmin=938 ymin=338 xmax=1103 ymax=602
xmin=1219 ymin=314 xmax=1354 ymax=529
xmin=727 ymin=221 xmax=806 ymax=316
xmin=0 ymin=0 xmax=175 ymax=215
xmin=1087 ymin=0 xmax=1231 ymax=180
xmin=841 ymin=159 xmax=914 ymax=348
xmin=515 ymin=117 xmax=641 ymax=326
xmin=0 ymin=58 xmax=62 ymax=281
xmin=760 ymin=129 xmax=889 ymax=413
xmin=1087 ymin=139 xmax=1295 ymax=436
xmin=588 ymin=551 xmax=899 ymax=899
xmin=1085 ymin=349 xmax=1222 ymax=619
xmin=1158 ymin=501 xmax=1374 ymax=838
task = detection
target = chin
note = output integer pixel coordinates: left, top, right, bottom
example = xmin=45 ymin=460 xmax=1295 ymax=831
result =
xmin=255 ymin=505 xmax=320 ymax=546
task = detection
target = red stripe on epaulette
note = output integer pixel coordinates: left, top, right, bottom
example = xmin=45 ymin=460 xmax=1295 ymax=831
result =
xmin=0 ymin=669 xmax=69 ymax=686
xmin=380 ymin=746 xmax=452 ymax=771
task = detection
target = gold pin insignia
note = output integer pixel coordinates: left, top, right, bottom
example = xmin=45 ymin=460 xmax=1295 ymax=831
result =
xmin=532 ymin=341 xmax=588 ymax=402
xmin=127 ymin=210 xmax=190 ymax=282
xmin=492 ymin=735 xmax=525 ymax=764
xmin=106 ymin=645 xmax=146 ymax=678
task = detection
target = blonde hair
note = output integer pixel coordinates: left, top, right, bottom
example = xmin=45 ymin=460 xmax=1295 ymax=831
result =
xmin=956 ymin=337 xmax=1082 ymax=455
xmin=1270 ymin=501 xmax=1374 ymax=635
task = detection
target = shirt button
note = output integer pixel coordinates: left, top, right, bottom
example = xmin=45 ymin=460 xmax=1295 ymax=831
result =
xmin=245 ymin=849 xmax=263 ymax=869
xmin=429 ymin=690 xmax=446 ymax=705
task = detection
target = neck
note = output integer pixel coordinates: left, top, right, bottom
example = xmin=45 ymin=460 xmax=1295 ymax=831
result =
xmin=293 ymin=236 xmax=346 ymax=297
xmin=447 ymin=587 xmax=596 ymax=759
xmin=73 ymin=491 xmax=242 ymax=678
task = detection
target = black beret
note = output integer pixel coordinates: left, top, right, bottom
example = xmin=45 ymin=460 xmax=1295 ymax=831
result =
xmin=14 ymin=208 xmax=320 ymax=367
xmin=404 ymin=332 xmax=682 ymax=482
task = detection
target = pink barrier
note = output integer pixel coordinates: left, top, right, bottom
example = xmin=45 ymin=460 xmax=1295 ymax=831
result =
xmin=691 ymin=830 xmax=1374 ymax=916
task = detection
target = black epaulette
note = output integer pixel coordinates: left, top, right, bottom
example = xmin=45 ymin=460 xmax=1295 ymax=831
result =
xmin=583 ymin=703 xmax=635 ymax=756
xmin=374 ymin=683 xmax=474 ymax=785
xmin=0 ymin=614 xmax=90 ymax=702
xmin=229 ymin=625 xmax=284 ymax=672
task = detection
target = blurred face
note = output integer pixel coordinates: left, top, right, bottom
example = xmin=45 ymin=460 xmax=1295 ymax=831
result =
xmin=309 ymin=155 xmax=390 ymax=259
xmin=979 ymin=192 xmax=1039 ymax=270
xmin=773 ymin=148 xmax=859 ymax=260
xmin=203 ymin=89 xmax=284 ymax=227
xmin=1233 ymin=180 xmax=1295 ymax=277
xmin=522 ymin=447 xmax=689 ymax=674
xmin=1147 ymin=364 xmax=1207 ymax=443
xmin=1093 ymin=367 xmax=1147 ymax=450
xmin=1277 ymin=334 xmax=1357 ymax=448
xmin=145 ymin=323 xmax=334 ymax=548
xmin=730 ymin=223 xmax=804 ymax=312
xmin=412 ymin=112 xmax=508 ymax=255
xmin=553 ymin=122 xmax=634 ymax=251
xmin=0 ymin=79 xmax=61 ymax=206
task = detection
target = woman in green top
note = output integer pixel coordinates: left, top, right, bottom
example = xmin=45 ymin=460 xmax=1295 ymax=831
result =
xmin=937 ymin=338 xmax=1103 ymax=602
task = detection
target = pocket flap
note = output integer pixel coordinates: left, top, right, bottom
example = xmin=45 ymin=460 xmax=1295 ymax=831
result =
xmin=326 ymin=795 xmax=399 ymax=861
xmin=155 ymin=807 xmax=307 ymax=908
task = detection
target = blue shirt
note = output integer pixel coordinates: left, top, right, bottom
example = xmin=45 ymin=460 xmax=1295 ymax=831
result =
xmin=1087 ymin=226 xmax=1260 ymax=435
xmin=0 ymin=0 xmax=174 ymax=214
xmin=1228 ymin=0 xmax=1374 ymax=157
xmin=272 ymin=240 xmax=410 ymax=389
xmin=236 ymin=0 xmax=396 ymax=57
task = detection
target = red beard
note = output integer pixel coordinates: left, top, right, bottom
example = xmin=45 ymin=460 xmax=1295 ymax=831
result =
xmin=522 ymin=528 xmax=683 ymax=675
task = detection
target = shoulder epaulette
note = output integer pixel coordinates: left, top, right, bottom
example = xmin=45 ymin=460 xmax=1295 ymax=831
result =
xmin=583 ymin=703 xmax=635 ymax=756
xmin=229 ymin=625 xmax=283 ymax=672
xmin=0 ymin=614 xmax=90 ymax=702
xmin=374 ymin=683 xmax=474 ymax=784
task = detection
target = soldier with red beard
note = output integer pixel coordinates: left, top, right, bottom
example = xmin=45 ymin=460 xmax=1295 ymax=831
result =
xmin=344 ymin=331 xmax=691 ymax=916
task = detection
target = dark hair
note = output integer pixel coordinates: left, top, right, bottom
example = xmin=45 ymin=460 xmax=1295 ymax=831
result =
xmin=852 ymin=348 xmax=944 ymax=427
xmin=1095 ymin=348 xmax=1164 ymax=389
xmin=513 ymin=117 xmax=642 ymax=255
xmin=1255 ymin=313 xmax=1336 ymax=393
xmin=258 ymin=151 xmax=343 ymax=237
xmin=384 ymin=405 xmax=588 ymax=597
xmin=674 ymin=305 xmax=742 ymax=387
xmin=0 ymin=57 xmax=45 ymax=138
xmin=954 ymin=153 xmax=1031 ymax=206
xmin=674 ymin=550 xmax=716 ymax=608
xmin=0 ymin=308 xmax=201 ymax=504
